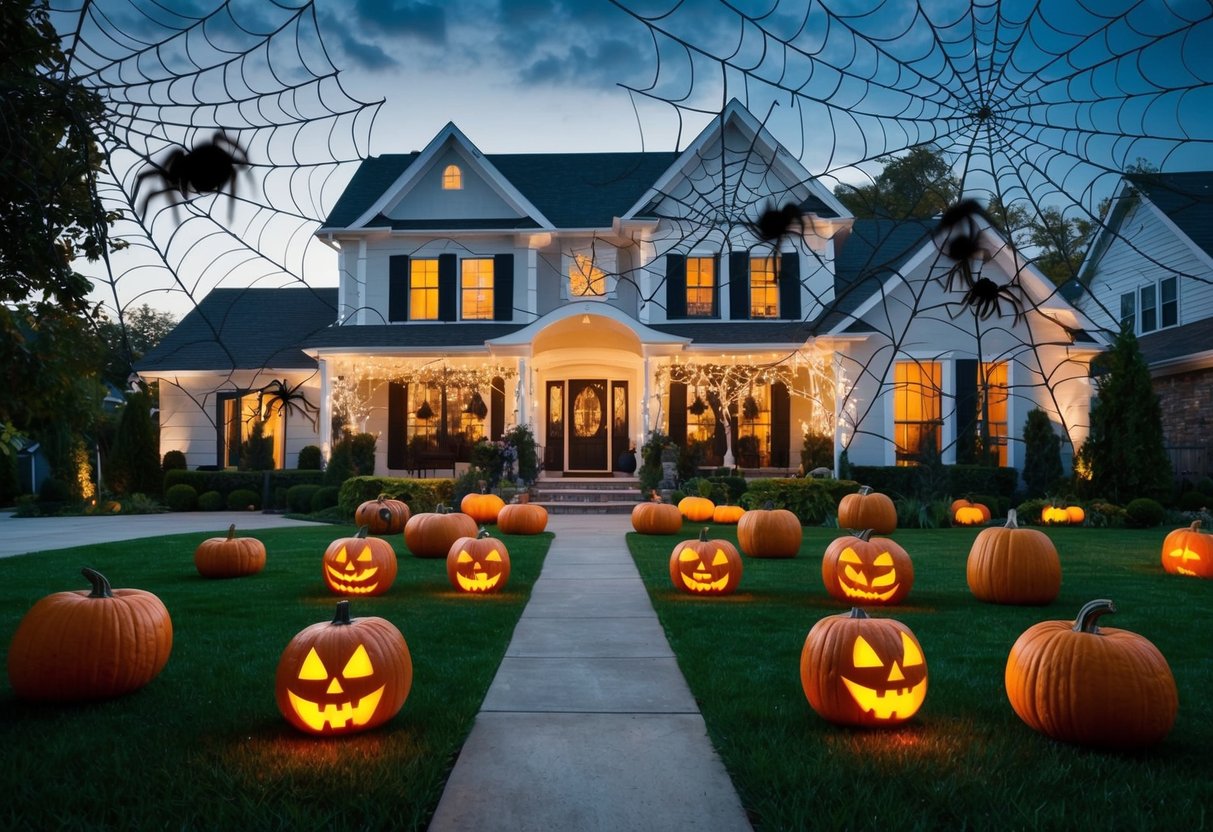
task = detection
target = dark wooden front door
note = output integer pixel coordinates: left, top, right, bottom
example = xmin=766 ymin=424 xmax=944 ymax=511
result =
xmin=544 ymin=381 xmax=564 ymax=472
xmin=567 ymin=379 xmax=608 ymax=472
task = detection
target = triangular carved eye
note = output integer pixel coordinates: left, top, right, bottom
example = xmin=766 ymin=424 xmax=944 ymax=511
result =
xmin=298 ymin=647 xmax=329 ymax=680
xmin=852 ymin=636 xmax=883 ymax=668
xmin=839 ymin=548 xmax=863 ymax=564
xmin=357 ymin=546 xmax=374 ymax=562
xmin=873 ymin=552 xmax=894 ymax=567
xmin=457 ymin=551 xmax=474 ymax=564
xmin=334 ymin=547 xmax=348 ymax=565
xmin=342 ymin=644 xmax=374 ymax=678
xmin=712 ymin=551 xmax=730 ymax=566
xmin=679 ymin=548 xmax=699 ymax=562
xmin=486 ymin=550 xmax=502 ymax=562
xmin=901 ymin=632 xmax=924 ymax=667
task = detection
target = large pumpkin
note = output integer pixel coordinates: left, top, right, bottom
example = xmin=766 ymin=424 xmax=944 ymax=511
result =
xmin=404 ymin=505 xmax=479 ymax=558
xmin=951 ymin=499 xmax=991 ymax=526
xmin=737 ymin=505 xmax=802 ymax=558
xmin=194 ymin=524 xmax=266 ymax=578
xmin=1160 ymin=519 xmax=1213 ymax=578
xmin=677 ymin=495 xmax=715 ymax=522
xmin=800 ymin=607 xmax=927 ymax=727
xmin=7 ymin=568 xmax=173 ymax=702
xmin=497 ymin=502 xmax=548 ymax=535
xmin=712 ymin=504 xmax=745 ymax=525
xmin=669 ymin=528 xmax=743 ymax=596
xmin=1004 ymin=599 xmax=1177 ymax=750
xmin=1041 ymin=505 xmax=1071 ymax=525
xmin=322 ymin=526 xmax=398 ymax=596
xmin=275 ymin=600 xmax=412 ymax=736
xmin=631 ymin=499 xmax=683 ymax=535
xmin=447 ymin=529 xmax=511 ymax=593
xmin=837 ymin=486 xmax=897 ymax=534
xmin=966 ymin=509 xmax=1061 ymax=605
xmin=354 ymin=495 xmax=410 ymax=535
xmin=821 ymin=530 xmax=913 ymax=605
xmin=460 ymin=489 xmax=505 ymax=525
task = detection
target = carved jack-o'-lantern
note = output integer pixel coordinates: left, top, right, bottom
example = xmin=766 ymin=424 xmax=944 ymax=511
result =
xmin=1161 ymin=520 xmax=1213 ymax=578
xmin=275 ymin=600 xmax=412 ymax=735
xmin=800 ymin=607 xmax=928 ymax=727
xmin=668 ymin=527 xmax=743 ymax=596
xmin=322 ymin=527 xmax=398 ymax=596
xmin=447 ymin=529 xmax=511 ymax=593
xmin=821 ymin=530 xmax=913 ymax=605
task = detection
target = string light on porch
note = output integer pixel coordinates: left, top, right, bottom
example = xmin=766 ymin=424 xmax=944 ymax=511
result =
xmin=329 ymin=359 xmax=517 ymax=431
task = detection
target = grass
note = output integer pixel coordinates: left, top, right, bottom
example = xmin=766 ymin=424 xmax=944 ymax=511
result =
xmin=0 ymin=524 xmax=552 ymax=831
xmin=628 ymin=524 xmax=1212 ymax=831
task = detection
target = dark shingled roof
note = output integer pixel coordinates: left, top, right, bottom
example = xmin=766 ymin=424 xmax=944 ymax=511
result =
xmin=1137 ymin=317 xmax=1213 ymax=366
xmin=1127 ymin=171 xmax=1213 ymax=262
xmin=302 ymin=323 xmax=526 ymax=350
xmin=136 ymin=287 xmax=337 ymax=372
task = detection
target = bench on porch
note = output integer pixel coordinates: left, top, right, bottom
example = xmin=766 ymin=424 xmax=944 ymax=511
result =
xmin=410 ymin=450 xmax=457 ymax=478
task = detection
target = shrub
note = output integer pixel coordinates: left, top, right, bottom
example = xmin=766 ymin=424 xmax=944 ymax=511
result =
xmin=226 ymin=488 xmax=261 ymax=510
xmin=162 ymin=450 xmax=187 ymax=471
xmin=335 ymin=475 xmax=453 ymax=518
xmin=120 ymin=493 xmax=164 ymax=514
xmin=197 ymin=490 xmax=224 ymax=511
xmin=800 ymin=431 xmax=833 ymax=472
xmin=740 ymin=478 xmax=838 ymax=525
xmin=682 ymin=476 xmax=726 ymax=504
xmin=1021 ymin=408 xmax=1063 ymax=498
xmin=1178 ymin=490 xmax=1211 ymax=512
xmin=325 ymin=432 xmax=376 ymax=485
xmin=1014 ymin=498 xmax=1051 ymax=525
xmin=239 ymin=420 xmax=275 ymax=471
xmin=38 ymin=477 xmax=72 ymax=504
xmin=107 ymin=392 xmax=162 ymax=496
xmin=287 ymin=484 xmax=323 ymax=514
xmin=310 ymin=486 xmax=340 ymax=513
xmin=453 ymin=467 xmax=493 ymax=505
xmin=502 ymin=424 xmax=540 ymax=485
xmin=297 ymin=445 xmax=323 ymax=470
xmin=1084 ymin=500 xmax=1125 ymax=527
xmin=895 ymin=497 xmax=952 ymax=529
xmin=1196 ymin=476 xmax=1213 ymax=496
xmin=164 ymin=483 xmax=198 ymax=511
xmin=1124 ymin=497 xmax=1166 ymax=528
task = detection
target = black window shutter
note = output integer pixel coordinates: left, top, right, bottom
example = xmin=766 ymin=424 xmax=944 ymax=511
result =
xmin=387 ymin=382 xmax=408 ymax=469
xmin=665 ymin=254 xmax=687 ymax=319
xmin=954 ymin=359 xmax=978 ymax=464
xmin=770 ymin=382 xmax=791 ymax=468
xmin=438 ymin=253 xmax=457 ymax=321
xmin=493 ymin=254 xmax=514 ymax=321
xmin=388 ymin=255 xmax=409 ymax=322
xmin=712 ymin=253 xmax=722 ymax=317
xmin=490 ymin=376 xmax=505 ymax=440
xmin=728 ymin=252 xmax=749 ymax=320
xmin=779 ymin=252 xmax=801 ymax=320
xmin=668 ymin=382 xmax=687 ymax=445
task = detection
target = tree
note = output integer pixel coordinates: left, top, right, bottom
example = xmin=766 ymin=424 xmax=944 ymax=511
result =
xmin=1080 ymin=327 xmax=1172 ymax=503
xmin=106 ymin=391 xmax=162 ymax=496
xmin=97 ymin=305 xmax=178 ymax=388
xmin=1021 ymin=408 xmax=1063 ymax=498
xmin=835 ymin=146 xmax=960 ymax=219
xmin=1027 ymin=207 xmax=1098 ymax=286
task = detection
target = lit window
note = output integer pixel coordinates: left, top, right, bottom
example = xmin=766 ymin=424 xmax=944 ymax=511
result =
xmin=1160 ymin=276 xmax=1178 ymax=328
xmin=442 ymin=164 xmax=462 ymax=190
xmin=750 ymin=257 xmax=778 ymax=318
xmin=1140 ymin=283 xmax=1157 ymax=333
xmin=977 ymin=362 xmax=1008 ymax=467
xmin=893 ymin=361 xmax=941 ymax=465
xmin=570 ymin=254 xmax=606 ymax=297
xmin=1119 ymin=291 xmax=1135 ymax=333
xmin=687 ymin=257 xmax=715 ymax=317
xmin=410 ymin=259 xmax=439 ymax=321
xmin=461 ymin=259 xmax=494 ymax=320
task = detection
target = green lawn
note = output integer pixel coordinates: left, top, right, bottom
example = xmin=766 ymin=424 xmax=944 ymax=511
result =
xmin=0 ymin=524 xmax=551 ymax=831
xmin=628 ymin=525 xmax=1212 ymax=831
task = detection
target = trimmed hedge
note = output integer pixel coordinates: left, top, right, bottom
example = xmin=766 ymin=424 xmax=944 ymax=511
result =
xmin=226 ymin=489 xmax=260 ymax=510
xmin=739 ymin=478 xmax=861 ymax=525
xmin=336 ymin=476 xmax=455 ymax=520
xmin=850 ymin=464 xmax=1019 ymax=500
xmin=198 ymin=490 xmax=224 ymax=511
xmin=287 ymin=484 xmax=323 ymax=514
xmin=164 ymin=484 xmax=198 ymax=512
xmin=164 ymin=469 xmax=324 ymax=503
xmin=310 ymin=486 xmax=340 ymax=513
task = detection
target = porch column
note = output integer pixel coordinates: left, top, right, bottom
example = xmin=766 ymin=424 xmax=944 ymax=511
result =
xmin=515 ymin=358 xmax=529 ymax=429
xmin=319 ymin=358 xmax=332 ymax=463
xmin=642 ymin=353 xmax=652 ymax=442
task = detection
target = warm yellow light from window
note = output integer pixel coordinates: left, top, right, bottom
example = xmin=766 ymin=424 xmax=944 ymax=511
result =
xmin=442 ymin=164 xmax=462 ymax=190
xmin=410 ymin=259 xmax=439 ymax=320
xmin=570 ymin=254 xmax=606 ymax=297
xmin=461 ymin=259 xmax=494 ymax=319
xmin=893 ymin=361 xmax=941 ymax=464
xmin=687 ymin=257 xmax=715 ymax=316
xmin=978 ymin=361 xmax=1009 ymax=466
xmin=750 ymin=257 xmax=778 ymax=318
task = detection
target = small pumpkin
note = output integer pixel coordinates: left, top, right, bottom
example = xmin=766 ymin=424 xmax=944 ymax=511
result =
xmin=677 ymin=495 xmax=715 ymax=522
xmin=497 ymin=502 xmax=548 ymax=535
xmin=404 ymin=505 xmax=479 ymax=558
xmin=447 ymin=528 xmax=511 ymax=593
xmin=711 ymin=504 xmax=745 ymax=525
xmin=800 ymin=607 xmax=927 ymax=727
xmin=951 ymin=499 xmax=991 ymax=526
xmin=461 ymin=489 xmax=506 ymax=525
xmin=1041 ymin=505 xmax=1072 ymax=525
xmin=1004 ymin=599 xmax=1177 ymax=750
xmin=737 ymin=504 xmax=802 ymax=558
xmin=821 ymin=530 xmax=913 ymax=605
xmin=669 ymin=527 xmax=743 ymax=595
xmin=1160 ymin=519 xmax=1213 ymax=578
xmin=631 ymin=499 xmax=683 ymax=535
xmin=322 ymin=526 xmax=398 ymax=596
xmin=1065 ymin=505 xmax=1085 ymax=525
xmin=275 ymin=600 xmax=412 ymax=736
xmin=194 ymin=524 xmax=266 ymax=578
xmin=837 ymin=486 xmax=897 ymax=534
xmin=7 ymin=568 xmax=173 ymax=702
xmin=966 ymin=509 xmax=1061 ymax=605
xmin=354 ymin=495 xmax=410 ymax=535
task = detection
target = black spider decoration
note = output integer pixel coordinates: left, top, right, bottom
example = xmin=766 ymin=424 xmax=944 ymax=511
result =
xmin=133 ymin=132 xmax=249 ymax=219
xmin=744 ymin=200 xmax=805 ymax=244
xmin=960 ymin=275 xmax=1025 ymax=324
xmin=933 ymin=199 xmax=1025 ymax=324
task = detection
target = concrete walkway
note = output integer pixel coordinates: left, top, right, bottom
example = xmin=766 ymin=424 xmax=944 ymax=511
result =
xmin=428 ymin=514 xmax=752 ymax=832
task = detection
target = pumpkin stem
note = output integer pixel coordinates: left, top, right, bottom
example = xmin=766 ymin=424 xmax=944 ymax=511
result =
xmin=437 ymin=503 xmax=450 ymax=514
xmin=1191 ymin=520 xmax=1203 ymax=533
xmin=81 ymin=567 xmax=113 ymax=598
xmin=377 ymin=493 xmax=390 ymax=501
xmin=858 ymin=485 xmax=872 ymax=496
xmin=477 ymin=527 xmax=491 ymax=539
xmin=356 ymin=525 xmax=370 ymax=539
xmin=699 ymin=527 xmax=710 ymax=541
xmin=845 ymin=607 xmax=870 ymax=620
xmin=1005 ymin=509 xmax=1019 ymax=529
xmin=1072 ymin=599 xmax=1116 ymax=634
xmin=856 ymin=529 xmax=874 ymax=542
xmin=226 ymin=523 xmax=237 ymax=540
xmin=332 ymin=600 xmax=353 ymax=626
xmin=762 ymin=500 xmax=775 ymax=510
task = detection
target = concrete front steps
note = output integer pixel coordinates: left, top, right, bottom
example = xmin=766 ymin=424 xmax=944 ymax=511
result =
xmin=530 ymin=476 xmax=643 ymax=514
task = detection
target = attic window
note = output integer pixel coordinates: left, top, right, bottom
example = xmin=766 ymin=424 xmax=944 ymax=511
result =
xmin=570 ymin=254 xmax=606 ymax=297
xmin=442 ymin=164 xmax=462 ymax=190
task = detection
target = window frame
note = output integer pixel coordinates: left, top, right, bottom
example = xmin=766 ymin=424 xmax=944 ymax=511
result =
xmin=409 ymin=258 xmax=440 ymax=321
xmin=685 ymin=256 xmax=717 ymax=318
xmin=1139 ymin=282 xmax=1158 ymax=333
xmin=1119 ymin=291 xmax=1136 ymax=333
xmin=460 ymin=257 xmax=495 ymax=321
xmin=749 ymin=256 xmax=779 ymax=318
xmin=441 ymin=164 xmax=462 ymax=190
xmin=892 ymin=360 xmax=943 ymax=466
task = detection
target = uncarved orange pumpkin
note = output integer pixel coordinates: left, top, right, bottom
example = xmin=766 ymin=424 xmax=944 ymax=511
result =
xmin=678 ymin=495 xmax=715 ymax=522
xmin=322 ymin=526 xmax=398 ymax=596
xmin=631 ymin=500 xmax=683 ymax=535
xmin=712 ymin=504 xmax=745 ymax=525
xmin=7 ymin=568 xmax=173 ymax=702
xmin=355 ymin=495 xmax=410 ymax=535
xmin=497 ymin=502 xmax=548 ymax=535
xmin=737 ymin=505 xmax=802 ymax=558
xmin=405 ymin=505 xmax=479 ymax=558
xmin=194 ymin=524 xmax=266 ymax=578
xmin=1160 ymin=519 xmax=1213 ymax=579
xmin=669 ymin=527 xmax=743 ymax=596
xmin=1065 ymin=505 xmax=1085 ymax=525
xmin=966 ymin=509 xmax=1061 ymax=605
xmin=837 ymin=486 xmax=897 ymax=534
xmin=461 ymin=490 xmax=505 ymax=524
xmin=1004 ymin=599 xmax=1177 ymax=750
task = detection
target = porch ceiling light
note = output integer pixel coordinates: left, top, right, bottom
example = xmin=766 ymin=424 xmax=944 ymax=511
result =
xmin=581 ymin=314 xmax=591 ymax=324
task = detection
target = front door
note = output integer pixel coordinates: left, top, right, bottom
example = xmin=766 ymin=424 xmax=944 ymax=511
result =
xmin=567 ymin=379 xmax=608 ymax=472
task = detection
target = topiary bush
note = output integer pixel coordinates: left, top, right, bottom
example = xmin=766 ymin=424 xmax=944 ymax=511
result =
xmin=287 ymin=483 xmax=323 ymax=513
xmin=162 ymin=450 xmax=187 ymax=472
xmin=310 ymin=486 xmax=340 ymax=513
xmin=226 ymin=488 xmax=261 ymax=510
xmin=164 ymin=483 xmax=198 ymax=511
xmin=1178 ymin=490 xmax=1211 ymax=512
xmin=1015 ymin=498 xmax=1051 ymax=525
xmin=1124 ymin=497 xmax=1166 ymax=528
xmin=740 ymin=478 xmax=841 ymax=525
xmin=297 ymin=445 xmax=323 ymax=470
xmin=197 ymin=490 xmax=224 ymax=511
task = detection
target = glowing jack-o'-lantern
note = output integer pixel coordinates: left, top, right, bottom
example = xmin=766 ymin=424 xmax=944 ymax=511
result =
xmin=800 ymin=607 xmax=927 ymax=727
xmin=668 ymin=527 xmax=743 ymax=596
xmin=951 ymin=499 xmax=991 ymax=526
xmin=677 ymin=495 xmax=715 ymax=522
xmin=275 ymin=600 xmax=412 ymax=736
xmin=322 ymin=526 xmax=398 ymax=596
xmin=447 ymin=528 xmax=511 ymax=593
xmin=1041 ymin=505 xmax=1071 ymax=525
xmin=1160 ymin=520 xmax=1213 ymax=578
xmin=821 ymin=530 xmax=913 ymax=605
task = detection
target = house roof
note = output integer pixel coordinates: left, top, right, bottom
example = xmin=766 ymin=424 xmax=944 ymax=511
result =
xmin=136 ymin=287 xmax=338 ymax=373
xmin=302 ymin=323 xmax=527 ymax=350
xmin=1126 ymin=171 xmax=1213 ymax=262
xmin=1137 ymin=316 xmax=1213 ymax=367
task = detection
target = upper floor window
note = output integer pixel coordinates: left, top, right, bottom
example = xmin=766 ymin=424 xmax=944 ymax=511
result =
xmin=461 ymin=258 xmax=494 ymax=320
xmin=570 ymin=253 xmax=606 ymax=297
xmin=442 ymin=164 xmax=462 ymax=190
xmin=686 ymin=257 xmax=716 ymax=317
xmin=1119 ymin=291 xmax=1135 ymax=333
xmin=1159 ymin=275 xmax=1178 ymax=329
xmin=893 ymin=361 xmax=942 ymax=466
xmin=750 ymin=257 xmax=779 ymax=318
xmin=1126 ymin=276 xmax=1177 ymax=335
xmin=410 ymin=258 xmax=439 ymax=321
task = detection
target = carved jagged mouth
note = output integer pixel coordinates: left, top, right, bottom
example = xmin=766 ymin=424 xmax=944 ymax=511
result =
xmin=288 ymin=685 xmax=385 ymax=732
xmin=681 ymin=572 xmax=730 ymax=592
xmin=1176 ymin=567 xmax=1196 ymax=576
xmin=456 ymin=570 xmax=502 ymax=592
xmin=841 ymin=677 xmax=926 ymax=720
xmin=840 ymin=583 xmax=899 ymax=602
xmin=326 ymin=565 xmax=379 ymax=593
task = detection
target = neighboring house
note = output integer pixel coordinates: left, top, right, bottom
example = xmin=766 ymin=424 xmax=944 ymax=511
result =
xmin=1073 ymin=171 xmax=1213 ymax=479
xmin=139 ymin=101 xmax=1103 ymax=478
